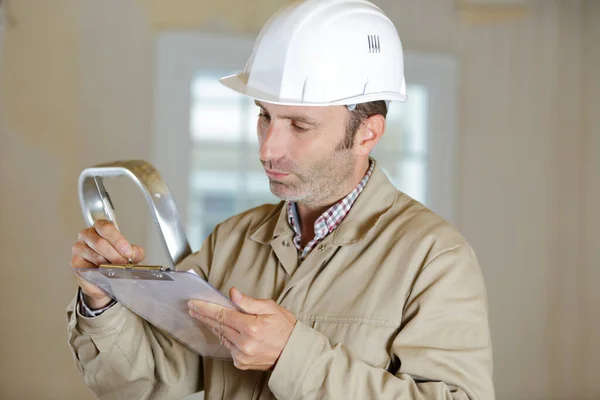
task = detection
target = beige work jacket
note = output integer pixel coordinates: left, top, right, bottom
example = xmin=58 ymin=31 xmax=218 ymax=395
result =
xmin=67 ymin=162 xmax=494 ymax=399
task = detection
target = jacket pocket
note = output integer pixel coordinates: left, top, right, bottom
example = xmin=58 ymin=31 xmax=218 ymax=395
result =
xmin=309 ymin=316 xmax=398 ymax=369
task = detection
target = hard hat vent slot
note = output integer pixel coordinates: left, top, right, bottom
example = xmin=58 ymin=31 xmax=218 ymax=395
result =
xmin=368 ymin=35 xmax=381 ymax=53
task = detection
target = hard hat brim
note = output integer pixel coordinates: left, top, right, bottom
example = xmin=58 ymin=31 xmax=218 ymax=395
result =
xmin=220 ymin=73 xmax=407 ymax=106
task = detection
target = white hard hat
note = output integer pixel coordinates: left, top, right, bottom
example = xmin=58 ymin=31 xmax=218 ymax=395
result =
xmin=220 ymin=0 xmax=407 ymax=107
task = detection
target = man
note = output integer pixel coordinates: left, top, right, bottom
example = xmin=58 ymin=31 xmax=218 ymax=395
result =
xmin=67 ymin=0 xmax=494 ymax=399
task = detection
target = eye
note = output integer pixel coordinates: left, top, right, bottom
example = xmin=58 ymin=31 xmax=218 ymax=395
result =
xmin=258 ymin=112 xmax=270 ymax=122
xmin=291 ymin=122 xmax=309 ymax=133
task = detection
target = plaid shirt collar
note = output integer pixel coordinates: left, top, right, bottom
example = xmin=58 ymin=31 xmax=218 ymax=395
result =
xmin=287 ymin=160 xmax=375 ymax=260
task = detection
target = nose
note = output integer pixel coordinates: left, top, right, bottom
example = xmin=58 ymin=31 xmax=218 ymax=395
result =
xmin=259 ymin=121 xmax=286 ymax=162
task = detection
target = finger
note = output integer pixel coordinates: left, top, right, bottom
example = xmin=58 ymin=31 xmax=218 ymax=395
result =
xmin=72 ymin=242 xmax=109 ymax=267
xmin=79 ymin=229 xmax=128 ymax=264
xmin=75 ymin=275 xmax=107 ymax=299
xmin=221 ymin=335 xmax=235 ymax=352
xmin=230 ymin=287 xmax=277 ymax=315
xmin=215 ymin=330 xmax=252 ymax=371
xmin=70 ymin=256 xmax=110 ymax=300
xmin=189 ymin=309 xmax=243 ymax=346
xmin=189 ymin=301 xmax=256 ymax=333
xmin=130 ymin=245 xmax=145 ymax=264
xmin=70 ymin=254 xmax=98 ymax=270
xmin=93 ymin=219 xmax=133 ymax=259
xmin=188 ymin=302 xmax=244 ymax=332
xmin=217 ymin=335 xmax=243 ymax=370
xmin=220 ymin=336 xmax=247 ymax=369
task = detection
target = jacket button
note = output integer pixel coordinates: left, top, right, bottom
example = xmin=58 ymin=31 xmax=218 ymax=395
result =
xmin=318 ymin=244 xmax=326 ymax=251
xmin=282 ymin=240 xmax=290 ymax=247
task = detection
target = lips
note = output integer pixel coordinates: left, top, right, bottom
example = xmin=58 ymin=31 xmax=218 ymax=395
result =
xmin=265 ymin=169 xmax=289 ymax=179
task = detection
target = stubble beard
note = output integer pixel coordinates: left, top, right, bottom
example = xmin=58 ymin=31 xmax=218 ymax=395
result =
xmin=266 ymin=148 xmax=357 ymax=207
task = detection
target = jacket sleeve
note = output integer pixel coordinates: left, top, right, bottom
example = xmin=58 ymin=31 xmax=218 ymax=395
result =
xmin=66 ymin=236 xmax=216 ymax=400
xmin=268 ymin=244 xmax=495 ymax=400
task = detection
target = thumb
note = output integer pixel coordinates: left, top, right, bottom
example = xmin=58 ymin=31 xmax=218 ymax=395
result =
xmin=230 ymin=287 xmax=274 ymax=315
xmin=130 ymin=245 xmax=145 ymax=264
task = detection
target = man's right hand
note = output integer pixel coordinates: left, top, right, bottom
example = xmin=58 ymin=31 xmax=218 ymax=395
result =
xmin=70 ymin=219 xmax=145 ymax=310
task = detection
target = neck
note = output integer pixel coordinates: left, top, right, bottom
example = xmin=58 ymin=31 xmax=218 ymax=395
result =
xmin=295 ymin=158 xmax=370 ymax=244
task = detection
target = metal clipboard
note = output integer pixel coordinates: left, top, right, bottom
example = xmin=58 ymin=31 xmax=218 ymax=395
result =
xmin=74 ymin=160 xmax=239 ymax=360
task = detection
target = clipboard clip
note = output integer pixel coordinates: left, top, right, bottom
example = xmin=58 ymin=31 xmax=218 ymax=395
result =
xmin=99 ymin=264 xmax=173 ymax=281
xmin=99 ymin=264 xmax=164 ymax=271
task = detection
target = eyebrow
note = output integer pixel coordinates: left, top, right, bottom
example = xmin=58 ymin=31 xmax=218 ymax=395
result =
xmin=255 ymin=100 xmax=319 ymax=127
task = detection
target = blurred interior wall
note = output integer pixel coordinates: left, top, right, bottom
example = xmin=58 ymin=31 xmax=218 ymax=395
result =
xmin=582 ymin=0 xmax=600 ymax=396
xmin=0 ymin=0 xmax=86 ymax=398
xmin=0 ymin=0 xmax=597 ymax=399
xmin=0 ymin=0 xmax=153 ymax=399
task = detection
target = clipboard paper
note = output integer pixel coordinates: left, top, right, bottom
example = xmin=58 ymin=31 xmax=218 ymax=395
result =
xmin=74 ymin=267 xmax=240 ymax=360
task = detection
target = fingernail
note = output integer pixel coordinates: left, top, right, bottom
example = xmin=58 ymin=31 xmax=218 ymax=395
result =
xmin=188 ymin=301 xmax=195 ymax=311
xmin=231 ymin=288 xmax=242 ymax=303
xmin=125 ymin=245 xmax=134 ymax=259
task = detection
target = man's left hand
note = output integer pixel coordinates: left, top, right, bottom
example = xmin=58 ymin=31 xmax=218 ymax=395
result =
xmin=188 ymin=287 xmax=297 ymax=371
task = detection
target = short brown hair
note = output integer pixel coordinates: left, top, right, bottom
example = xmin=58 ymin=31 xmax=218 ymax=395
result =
xmin=338 ymin=101 xmax=388 ymax=150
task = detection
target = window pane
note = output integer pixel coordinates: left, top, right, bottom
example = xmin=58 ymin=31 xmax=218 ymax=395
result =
xmin=187 ymin=71 xmax=279 ymax=246
xmin=244 ymin=98 xmax=261 ymax=143
xmin=190 ymin=145 xmax=242 ymax=171
xmin=187 ymin=193 xmax=237 ymax=246
xmin=189 ymin=170 xmax=241 ymax=192
xmin=192 ymin=73 xmax=240 ymax=101
xmin=385 ymin=84 xmax=428 ymax=155
xmin=378 ymin=102 xmax=404 ymax=152
xmin=397 ymin=159 xmax=427 ymax=204
xmin=191 ymin=102 xmax=244 ymax=141
xmin=371 ymin=84 xmax=429 ymax=205
xmin=403 ymin=85 xmax=428 ymax=155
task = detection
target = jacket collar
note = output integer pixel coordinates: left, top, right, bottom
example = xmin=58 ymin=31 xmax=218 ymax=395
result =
xmin=250 ymin=159 xmax=398 ymax=246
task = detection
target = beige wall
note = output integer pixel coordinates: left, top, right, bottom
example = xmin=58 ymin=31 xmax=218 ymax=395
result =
xmin=582 ymin=0 xmax=600 ymax=396
xmin=0 ymin=0 xmax=597 ymax=399
xmin=0 ymin=1 xmax=87 ymax=398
